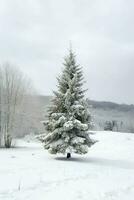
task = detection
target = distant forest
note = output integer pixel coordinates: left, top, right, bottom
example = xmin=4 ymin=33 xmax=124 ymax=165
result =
xmin=38 ymin=96 xmax=134 ymax=134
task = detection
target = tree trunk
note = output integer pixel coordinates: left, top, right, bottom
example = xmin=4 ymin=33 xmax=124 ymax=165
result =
xmin=67 ymin=153 xmax=71 ymax=159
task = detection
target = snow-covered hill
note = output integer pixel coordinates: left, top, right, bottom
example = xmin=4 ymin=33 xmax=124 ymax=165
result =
xmin=0 ymin=131 xmax=134 ymax=200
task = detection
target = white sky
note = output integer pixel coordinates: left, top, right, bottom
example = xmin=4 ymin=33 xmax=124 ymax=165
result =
xmin=0 ymin=0 xmax=134 ymax=104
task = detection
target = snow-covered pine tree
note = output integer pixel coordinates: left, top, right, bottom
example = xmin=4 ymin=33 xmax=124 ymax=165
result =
xmin=38 ymin=49 xmax=96 ymax=158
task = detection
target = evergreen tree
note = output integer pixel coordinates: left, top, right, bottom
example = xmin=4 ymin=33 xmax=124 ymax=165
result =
xmin=38 ymin=49 xmax=96 ymax=158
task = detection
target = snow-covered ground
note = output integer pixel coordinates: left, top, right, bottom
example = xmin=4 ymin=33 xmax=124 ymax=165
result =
xmin=0 ymin=131 xmax=134 ymax=200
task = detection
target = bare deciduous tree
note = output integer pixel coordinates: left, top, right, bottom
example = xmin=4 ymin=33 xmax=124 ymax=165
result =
xmin=0 ymin=63 xmax=33 ymax=147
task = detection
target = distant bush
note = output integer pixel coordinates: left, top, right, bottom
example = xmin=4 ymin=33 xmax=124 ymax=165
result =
xmin=104 ymin=121 xmax=114 ymax=131
xmin=104 ymin=120 xmax=119 ymax=131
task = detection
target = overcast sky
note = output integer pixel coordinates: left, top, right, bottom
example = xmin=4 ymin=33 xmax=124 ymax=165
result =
xmin=0 ymin=0 xmax=134 ymax=104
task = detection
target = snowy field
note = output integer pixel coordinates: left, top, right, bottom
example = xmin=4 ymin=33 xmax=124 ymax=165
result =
xmin=0 ymin=131 xmax=134 ymax=200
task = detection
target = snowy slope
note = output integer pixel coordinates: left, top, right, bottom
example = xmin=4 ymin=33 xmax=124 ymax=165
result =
xmin=0 ymin=131 xmax=134 ymax=200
